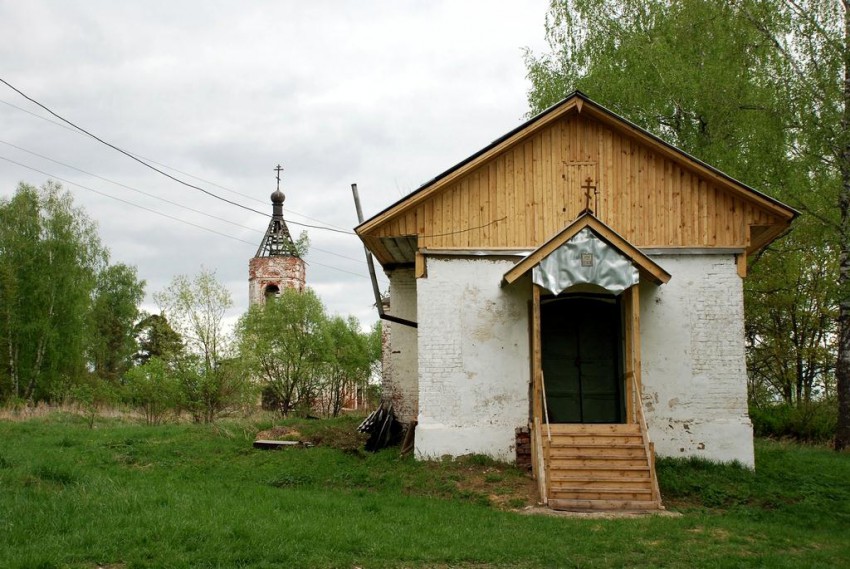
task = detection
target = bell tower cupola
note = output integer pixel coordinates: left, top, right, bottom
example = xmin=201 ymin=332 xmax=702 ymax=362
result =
xmin=248 ymin=165 xmax=306 ymax=305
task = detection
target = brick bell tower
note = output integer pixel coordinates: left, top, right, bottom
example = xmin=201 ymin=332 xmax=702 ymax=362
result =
xmin=248 ymin=165 xmax=306 ymax=305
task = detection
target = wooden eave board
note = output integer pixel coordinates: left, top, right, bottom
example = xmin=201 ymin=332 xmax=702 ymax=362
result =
xmin=356 ymin=96 xmax=582 ymax=236
xmin=356 ymin=92 xmax=796 ymax=257
xmin=503 ymin=213 xmax=671 ymax=286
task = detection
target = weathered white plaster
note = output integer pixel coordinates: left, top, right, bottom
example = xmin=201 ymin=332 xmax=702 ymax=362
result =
xmin=640 ymin=254 xmax=754 ymax=467
xmin=415 ymin=256 xmax=531 ymax=461
xmin=383 ymin=269 xmax=419 ymax=424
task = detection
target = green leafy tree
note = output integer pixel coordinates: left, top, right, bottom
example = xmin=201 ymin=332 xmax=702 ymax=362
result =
xmin=746 ymin=233 xmax=839 ymax=406
xmin=123 ymin=356 xmax=180 ymax=425
xmin=237 ymin=287 xmax=329 ymax=417
xmin=89 ymin=263 xmax=146 ymax=383
xmin=321 ymin=315 xmax=375 ymax=417
xmin=69 ymin=379 xmax=118 ymax=429
xmin=526 ymin=0 xmax=850 ymax=447
xmin=133 ymin=313 xmax=184 ymax=365
xmin=0 ymin=182 xmax=106 ymax=402
xmin=154 ymin=268 xmax=246 ymax=422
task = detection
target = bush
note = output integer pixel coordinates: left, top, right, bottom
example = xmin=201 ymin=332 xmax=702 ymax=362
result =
xmin=68 ymin=380 xmax=118 ymax=429
xmin=123 ymin=357 xmax=180 ymax=425
xmin=750 ymin=400 xmax=837 ymax=443
xmin=174 ymin=355 xmax=255 ymax=424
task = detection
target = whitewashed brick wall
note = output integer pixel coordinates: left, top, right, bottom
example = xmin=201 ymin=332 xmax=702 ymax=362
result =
xmin=384 ymin=268 xmax=418 ymax=423
xmin=640 ymin=253 xmax=755 ymax=467
xmin=415 ymin=257 xmax=531 ymax=461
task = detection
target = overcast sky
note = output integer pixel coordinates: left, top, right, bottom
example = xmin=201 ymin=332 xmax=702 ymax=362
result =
xmin=0 ymin=0 xmax=552 ymax=330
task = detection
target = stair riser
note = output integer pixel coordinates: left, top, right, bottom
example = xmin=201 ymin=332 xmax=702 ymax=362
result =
xmin=550 ymin=479 xmax=652 ymax=490
xmin=545 ymin=436 xmax=644 ymax=445
xmin=548 ymin=499 xmax=661 ymax=512
xmin=547 ymin=458 xmax=648 ymax=468
xmin=545 ymin=424 xmax=642 ymax=435
xmin=549 ymin=468 xmax=649 ymax=478
xmin=546 ymin=448 xmax=646 ymax=458
xmin=551 ymin=492 xmax=653 ymax=501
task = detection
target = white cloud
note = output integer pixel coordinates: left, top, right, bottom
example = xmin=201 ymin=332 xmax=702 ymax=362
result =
xmin=0 ymin=0 xmax=550 ymax=328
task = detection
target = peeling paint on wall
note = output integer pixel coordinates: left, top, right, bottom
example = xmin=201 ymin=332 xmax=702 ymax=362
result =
xmin=641 ymin=254 xmax=755 ymax=467
xmin=415 ymin=257 xmax=531 ymax=461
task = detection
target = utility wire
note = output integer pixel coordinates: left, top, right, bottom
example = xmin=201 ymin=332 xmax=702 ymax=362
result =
xmin=0 ymin=80 xmax=356 ymax=235
xmin=0 ymin=77 xmax=276 ymax=217
xmin=0 ymin=154 xmax=369 ymax=279
xmin=1 ymin=154 xmax=258 ymax=246
xmin=0 ymin=139 xmax=262 ymax=234
xmin=1 ymin=97 xmax=352 ymax=231
xmin=0 ymin=139 xmax=363 ymax=263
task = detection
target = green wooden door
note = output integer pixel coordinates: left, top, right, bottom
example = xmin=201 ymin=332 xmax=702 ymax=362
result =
xmin=541 ymin=297 xmax=623 ymax=423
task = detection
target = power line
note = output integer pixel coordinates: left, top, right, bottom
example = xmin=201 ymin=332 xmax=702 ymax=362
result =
xmin=0 ymin=95 xmax=354 ymax=233
xmin=0 ymin=139 xmax=263 ymax=234
xmin=0 ymin=155 xmax=369 ymax=279
xmin=1 ymin=154 xmax=259 ymax=246
xmin=0 ymin=139 xmax=363 ymax=262
xmin=0 ymin=77 xmax=280 ymax=219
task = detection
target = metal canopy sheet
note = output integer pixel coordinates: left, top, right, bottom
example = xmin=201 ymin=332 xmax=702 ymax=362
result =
xmin=532 ymin=228 xmax=639 ymax=295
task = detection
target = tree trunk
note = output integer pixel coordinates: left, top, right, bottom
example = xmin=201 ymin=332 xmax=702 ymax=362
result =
xmin=835 ymin=0 xmax=850 ymax=451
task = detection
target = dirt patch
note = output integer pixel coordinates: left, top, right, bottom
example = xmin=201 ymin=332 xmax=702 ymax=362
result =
xmin=256 ymin=422 xmax=368 ymax=453
xmin=518 ymin=506 xmax=682 ymax=519
xmin=419 ymin=457 xmax=540 ymax=510
xmin=255 ymin=426 xmax=302 ymax=441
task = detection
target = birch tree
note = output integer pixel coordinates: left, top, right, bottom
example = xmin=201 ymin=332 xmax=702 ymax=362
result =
xmin=0 ymin=182 xmax=105 ymax=402
xmin=526 ymin=0 xmax=850 ymax=449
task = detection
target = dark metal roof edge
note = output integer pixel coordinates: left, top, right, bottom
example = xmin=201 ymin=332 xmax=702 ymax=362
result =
xmin=356 ymin=90 xmax=797 ymax=233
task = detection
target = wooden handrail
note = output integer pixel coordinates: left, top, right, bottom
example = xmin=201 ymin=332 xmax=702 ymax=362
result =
xmin=540 ymin=371 xmax=551 ymax=442
xmin=630 ymin=371 xmax=662 ymax=505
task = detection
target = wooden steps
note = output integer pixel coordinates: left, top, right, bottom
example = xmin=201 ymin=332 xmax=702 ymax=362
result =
xmin=540 ymin=423 xmax=662 ymax=512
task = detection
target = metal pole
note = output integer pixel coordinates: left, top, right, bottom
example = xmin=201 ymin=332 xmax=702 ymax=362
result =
xmin=351 ymin=183 xmax=418 ymax=329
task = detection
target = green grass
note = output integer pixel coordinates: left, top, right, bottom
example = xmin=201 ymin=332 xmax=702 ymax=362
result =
xmin=0 ymin=414 xmax=848 ymax=568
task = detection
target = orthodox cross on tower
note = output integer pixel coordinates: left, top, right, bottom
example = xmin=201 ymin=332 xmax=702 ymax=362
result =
xmin=255 ymin=164 xmax=298 ymax=257
xmin=274 ymin=164 xmax=283 ymax=192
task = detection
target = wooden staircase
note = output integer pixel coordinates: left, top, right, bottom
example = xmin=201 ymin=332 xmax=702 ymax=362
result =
xmin=540 ymin=423 xmax=663 ymax=511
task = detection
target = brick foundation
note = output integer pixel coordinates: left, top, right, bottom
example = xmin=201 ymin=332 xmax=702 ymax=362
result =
xmin=515 ymin=426 xmax=532 ymax=471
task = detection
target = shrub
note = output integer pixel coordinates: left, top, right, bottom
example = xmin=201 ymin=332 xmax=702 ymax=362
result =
xmin=123 ymin=357 xmax=180 ymax=425
xmin=750 ymin=400 xmax=837 ymax=443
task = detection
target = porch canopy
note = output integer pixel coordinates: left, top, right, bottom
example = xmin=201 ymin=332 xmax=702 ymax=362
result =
xmin=502 ymin=212 xmax=671 ymax=293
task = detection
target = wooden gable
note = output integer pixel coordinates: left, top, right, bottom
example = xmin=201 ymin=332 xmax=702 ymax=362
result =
xmin=357 ymin=93 xmax=796 ymax=267
xmin=502 ymin=212 xmax=671 ymax=287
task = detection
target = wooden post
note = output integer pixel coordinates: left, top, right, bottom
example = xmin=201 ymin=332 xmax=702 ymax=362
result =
xmin=632 ymin=284 xmax=642 ymax=399
xmin=736 ymin=252 xmax=747 ymax=278
xmin=415 ymin=251 xmax=427 ymax=279
xmin=531 ymin=284 xmax=547 ymax=504
xmin=623 ymin=288 xmax=635 ymax=424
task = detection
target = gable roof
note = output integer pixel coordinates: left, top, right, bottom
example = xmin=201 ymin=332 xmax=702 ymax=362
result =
xmin=503 ymin=212 xmax=671 ymax=287
xmin=356 ymin=91 xmax=797 ymax=238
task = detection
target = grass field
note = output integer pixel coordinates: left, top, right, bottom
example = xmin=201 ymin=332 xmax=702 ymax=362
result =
xmin=0 ymin=413 xmax=848 ymax=568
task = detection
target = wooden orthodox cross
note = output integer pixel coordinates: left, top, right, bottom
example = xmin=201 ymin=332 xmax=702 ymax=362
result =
xmin=582 ymin=177 xmax=598 ymax=214
xmin=274 ymin=164 xmax=284 ymax=192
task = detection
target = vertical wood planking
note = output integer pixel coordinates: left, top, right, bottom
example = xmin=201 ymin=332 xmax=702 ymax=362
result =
xmin=526 ymin=140 xmax=534 ymax=245
xmin=479 ymin=166 xmax=490 ymax=243
xmin=515 ymin=144 xmax=526 ymax=246
xmin=495 ymin=157 xmax=505 ymax=246
xmin=541 ymin=128 xmax=551 ymax=240
xmin=550 ymin=121 xmax=561 ymax=235
xmin=366 ymin=116 xmax=779 ymax=252
xmin=506 ymin=151 xmax=516 ymax=246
